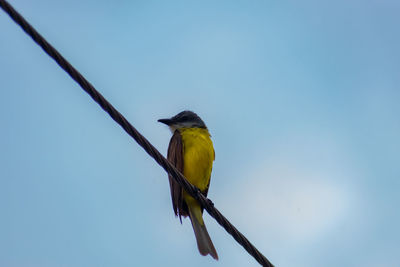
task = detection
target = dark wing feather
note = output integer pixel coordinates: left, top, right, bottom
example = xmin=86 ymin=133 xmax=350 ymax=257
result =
xmin=167 ymin=130 xmax=188 ymax=221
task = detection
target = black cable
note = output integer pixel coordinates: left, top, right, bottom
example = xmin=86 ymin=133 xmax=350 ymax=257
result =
xmin=0 ymin=1 xmax=274 ymax=266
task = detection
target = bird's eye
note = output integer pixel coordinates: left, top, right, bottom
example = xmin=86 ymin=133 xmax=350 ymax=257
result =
xmin=180 ymin=115 xmax=188 ymax=121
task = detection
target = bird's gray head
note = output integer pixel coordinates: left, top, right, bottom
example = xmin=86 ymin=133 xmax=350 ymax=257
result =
xmin=158 ymin=110 xmax=207 ymax=130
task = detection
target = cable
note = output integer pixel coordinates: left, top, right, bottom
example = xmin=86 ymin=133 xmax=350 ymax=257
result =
xmin=0 ymin=1 xmax=274 ymax=266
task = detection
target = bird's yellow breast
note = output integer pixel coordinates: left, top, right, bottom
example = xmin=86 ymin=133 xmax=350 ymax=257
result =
xmin=179 ymin=127 xmax=214 ymax=192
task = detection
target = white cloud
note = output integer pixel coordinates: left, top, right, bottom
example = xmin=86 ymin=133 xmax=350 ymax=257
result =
xmin=218 ymin=136 xmax=359 ymax=247
xmin=240 ymin=167 xmax=349 ymax=243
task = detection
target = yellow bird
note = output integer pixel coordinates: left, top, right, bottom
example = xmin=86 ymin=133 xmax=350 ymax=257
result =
xmin=158 ymin=110 xmax=218 ymax=260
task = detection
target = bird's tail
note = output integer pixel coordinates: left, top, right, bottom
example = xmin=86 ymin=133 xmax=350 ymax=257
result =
xmin=188 ymin=204 xmax=219 ymax=260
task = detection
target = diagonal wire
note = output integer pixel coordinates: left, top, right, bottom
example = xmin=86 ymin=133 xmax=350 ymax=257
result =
xmin=0 ymin=1 xmax=274 ymax=266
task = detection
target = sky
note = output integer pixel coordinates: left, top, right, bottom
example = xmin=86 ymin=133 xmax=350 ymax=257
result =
xmin=1 ymin=0 xmax=399 ymax=266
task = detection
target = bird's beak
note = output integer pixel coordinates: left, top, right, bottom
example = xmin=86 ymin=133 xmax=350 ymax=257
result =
xmin=158 ymin=118 xmax=173 ymax=125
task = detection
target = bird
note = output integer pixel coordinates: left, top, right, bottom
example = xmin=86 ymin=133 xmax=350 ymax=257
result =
xmin=158 ymin=110 xmax=218 ymax=260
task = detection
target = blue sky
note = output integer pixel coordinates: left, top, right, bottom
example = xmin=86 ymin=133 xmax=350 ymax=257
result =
xmin=1 ymin=0 xmax=399 ymax=266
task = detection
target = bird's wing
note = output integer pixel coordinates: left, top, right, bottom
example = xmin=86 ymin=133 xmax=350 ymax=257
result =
xmin=167 ymin=130 xmax=188 ymax=221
